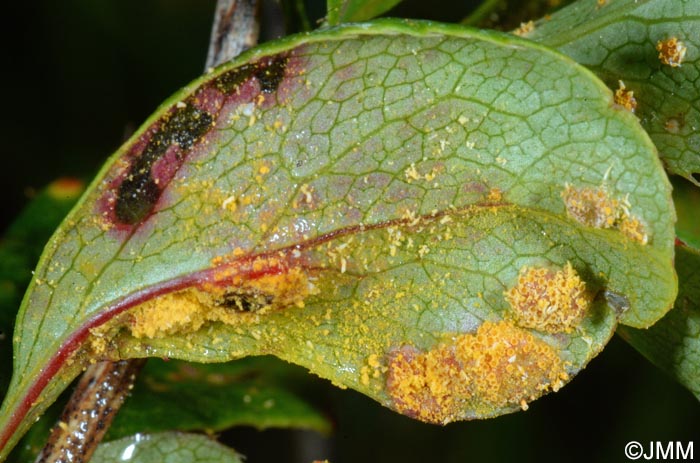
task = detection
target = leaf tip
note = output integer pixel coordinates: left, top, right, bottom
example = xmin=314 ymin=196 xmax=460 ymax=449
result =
xmin=47 ymin=178 xmax=85 ymax=201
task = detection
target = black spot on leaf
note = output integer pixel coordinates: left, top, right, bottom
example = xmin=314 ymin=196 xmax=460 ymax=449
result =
xmin=114 ymin=104 xmax=213 ymax=225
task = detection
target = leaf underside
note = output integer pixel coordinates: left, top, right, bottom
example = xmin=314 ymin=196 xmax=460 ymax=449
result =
xmin=0 ymin=20 xmax=675 ymax=458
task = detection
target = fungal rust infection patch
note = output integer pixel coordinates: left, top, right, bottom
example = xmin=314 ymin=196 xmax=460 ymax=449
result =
xmin=505 ymin=262 xmax=590 ymax=333
xmin=561 ymin=185 xmax=648 ymax=244
xmin=614 ymin=80 xmax=637 ymax=113
xmin=128 ymin=260 xmax=317 ymax=339
xmin=656 ymin=37 xmax=687 ymax=67
xmin=386 ymin=320 xmax=568 ymax=423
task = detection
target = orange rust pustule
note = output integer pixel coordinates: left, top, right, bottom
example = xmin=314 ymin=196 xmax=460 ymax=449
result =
xmin=385 ymin=347 xmax=444 ymax=422
xmin=127 ymin=256 xmax=318 ymax=339
xmin=657 ymin=37 xmax=687 ymax=67
xmin=614 ymin=81 xmax=637 ymax=112
xmin=561 ymin=185 xmax=648 ymax=244
xmin=505 ymin=262 xmax=590 ymax=333
xmin=386 ymin=321 xmax=567 ymax=424
xmin=561 ymin=185 xmax=619 ymax=229
xmin=456 ymin=321 xmax=568 ymax=407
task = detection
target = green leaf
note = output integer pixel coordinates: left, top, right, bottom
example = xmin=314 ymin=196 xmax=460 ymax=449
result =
xmin=0 ymin=20 xmax=675 ymax=457
xmin=91 ymin=432 xmax=243 ymax=463
xmin=326 ymin=0 xmax=403 ymax=25
xmin=461 ymin=0 xmax=574 ymax=30
xmin=528 ymin=0 xmax=700 ymax=185
xmin=107 ymin=357 xmax=331 ymax=437
xmin=672 ymin=176 xmax=700 ymax=249
xmin=0 ymin=179 xmax=85 ymax=398
xmin=619 ymin=246 xmax=700 ymax=400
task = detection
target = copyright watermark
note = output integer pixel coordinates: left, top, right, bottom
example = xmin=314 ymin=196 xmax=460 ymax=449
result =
xmin=625 ymin=441 xmax=694 ymax=460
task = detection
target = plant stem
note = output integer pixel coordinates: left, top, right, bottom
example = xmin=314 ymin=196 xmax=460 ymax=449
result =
xmin=34 ymin=360 xmax=146 ymax=463
xmin=206 ymin=0 xmax=260 ymax=70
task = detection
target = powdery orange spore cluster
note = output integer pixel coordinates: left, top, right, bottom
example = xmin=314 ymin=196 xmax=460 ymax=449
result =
xmin=561 ymin=185 xmax=648 ymax=244
xmin=129 ymin=290 xmax=210 ymax=338
xmin=505 ymin=262 xmax=589 ymax=333
xmin=656 ymin=38 xmax=687 ymax=67
xmin=386 ymin=321 xmax=567 ymax=424
xmin=614 ymin=81 xmax=637 ymax=112
xmin=129 ymin=263 xmax=317 ymax=339
xmin=561 ymin=185 xmax=618 ymax=228
xmin=513 ymin=21 xmax=535 ymax=37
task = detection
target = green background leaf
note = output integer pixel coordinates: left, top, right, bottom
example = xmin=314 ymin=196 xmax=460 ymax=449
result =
xmin=673 ymin=177 xmax=700 ymax=249
xmin=108 ymin=357 xmax=330 ymax=437
xmin=91 ymin=432 xmax=243 ymax=463
xmin=7 ymin=356 xmax=330 ymax=463
xmin=530 ymin=0 xmax=700 ymax=185
xmin=0 ymin=179 xmax=85 ymax=398
xmin=618 ymin=246 xmax=700 ymax=400
xmin=326 ymin=0 xmax=403 ymax=25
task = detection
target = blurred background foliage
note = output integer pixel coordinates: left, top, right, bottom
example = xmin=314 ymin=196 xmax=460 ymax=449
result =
xmin=2 ymin=1 xmax=699 ymax=462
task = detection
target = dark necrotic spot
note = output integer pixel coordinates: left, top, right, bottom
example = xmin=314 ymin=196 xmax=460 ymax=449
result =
xmin=114 ymin=104 xmax=213 ymax=225
xmin=256 ymin=56 xmax=288 ymax=93
xmin=213 ymin=54 xmax=288 ymax=95
xmin=152 ymin=104 xmax=214 ymax=152
xmin=115 ymin=173 xmax=160 ymax=225
xmin=213 ymin=64 xmax=255 ymax=93
xmin=218 ymin=290 xmax=273 ymax=312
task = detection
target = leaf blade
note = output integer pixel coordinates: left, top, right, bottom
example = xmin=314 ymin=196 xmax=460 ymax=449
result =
xmin=0 ymin=19 xmax=676 ymax=457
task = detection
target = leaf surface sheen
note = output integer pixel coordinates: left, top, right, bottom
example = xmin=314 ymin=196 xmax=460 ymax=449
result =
xmin=0 ymin=20 xmax=675 ymax=457
xmin=91 ymin=432 xmax=243 ymax=463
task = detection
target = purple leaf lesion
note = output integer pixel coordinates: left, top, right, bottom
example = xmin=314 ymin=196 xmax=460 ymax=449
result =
xmin=95 ymin=52 xmax=299 ymax=231
xmin=115 ymin=104 xmax=215 ymax=225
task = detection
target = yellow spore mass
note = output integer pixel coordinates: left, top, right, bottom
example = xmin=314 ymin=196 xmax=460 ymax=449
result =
xmin=657 ymin=37 xmax=687 ymax=67
xmin=561 ymin=185 xmax=619 ymax=228
xmin=618 ymin=217 xmax=649 ymax=245
xmin=505 ymin=262 xmax=589 ymax=333
xmin=129 ymin=265 xmax=316 ymax=339
xmin=561 ymin=185 xmax=648 ymax=244
xmin=513 ymin=21 xmax=535 ymax=37
xmin=386 ymin=321 xmax=568 ymax=424
xmin=614 ymin=80 xmax=637 ymax=112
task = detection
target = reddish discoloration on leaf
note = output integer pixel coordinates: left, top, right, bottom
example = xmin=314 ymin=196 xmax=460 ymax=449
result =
xmin=95 ymin=54 xmax=296 ymax=232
